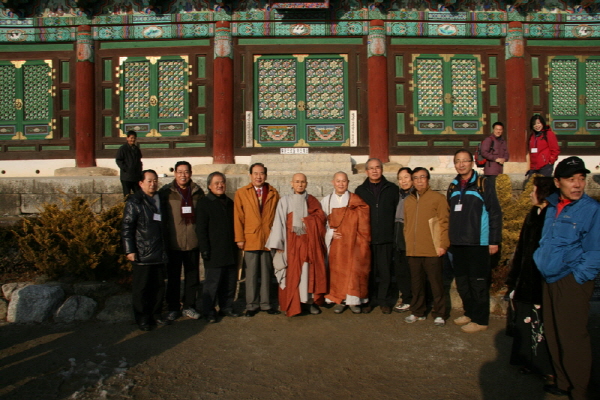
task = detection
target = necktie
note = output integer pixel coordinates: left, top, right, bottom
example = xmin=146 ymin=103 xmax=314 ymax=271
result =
xmin=257 ymin=187 xmax=262 ymax=206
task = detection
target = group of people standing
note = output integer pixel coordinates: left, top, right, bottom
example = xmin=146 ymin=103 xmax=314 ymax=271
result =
xmin=119 ymin=114 xmax=598 ymax=399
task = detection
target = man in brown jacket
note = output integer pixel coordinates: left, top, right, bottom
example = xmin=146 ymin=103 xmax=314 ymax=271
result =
xmin=159 ymin=161 xmax=205 ymax=321
xmin=403 ymin=167 xmax=450 ymax=327
xmin=234 ymin=163 xmax=281 ymax=316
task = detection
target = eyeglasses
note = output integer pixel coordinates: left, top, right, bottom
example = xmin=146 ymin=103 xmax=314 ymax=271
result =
xmin=412 ymin=175 xmax=428 ymax=181
xmin=176 ymin=170 xmax=191 ymax=175
xmin=454 ymin=159 xmax=472 ymax=165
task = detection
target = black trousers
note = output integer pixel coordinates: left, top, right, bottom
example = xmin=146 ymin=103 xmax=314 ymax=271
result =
xmin=450 ymin=245 xmax=491 ymax=325
xmin=202 ymin=265 xmax=237 ymax=317
xmin=543 ymin=274 xmax=594 ymax=400
xmin=121 ymin=180 xmax=138 ymax=197
xmin=132 ymin=262 xmax=166 ymax=324
xmin=393 ymin=248 xmax=412 ymax=305
xmin=166 ymin=249 xmax=200 ymax=311
xmin=370 ymin=243 xmax=395 ymax=307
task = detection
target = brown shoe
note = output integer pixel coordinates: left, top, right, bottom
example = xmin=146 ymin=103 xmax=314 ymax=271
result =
xmin=460 ymin=322 xmax=488 ymax=333
xmin=381 ymin=306 xmax=392 ymax=314
xmin=453 ymin=315 xmax=472 ymax=326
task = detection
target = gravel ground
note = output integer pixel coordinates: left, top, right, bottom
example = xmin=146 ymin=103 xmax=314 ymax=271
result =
xmin=1 ymin=301 xmax=599 ymax=400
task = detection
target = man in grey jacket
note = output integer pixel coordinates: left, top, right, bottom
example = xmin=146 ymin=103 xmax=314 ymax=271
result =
xmin=159 ymin=161 xmax=205 ymax=321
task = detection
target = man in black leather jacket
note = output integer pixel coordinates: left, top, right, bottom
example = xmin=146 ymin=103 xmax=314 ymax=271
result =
xmin=122 ymin=169 xmax=168 ymax=331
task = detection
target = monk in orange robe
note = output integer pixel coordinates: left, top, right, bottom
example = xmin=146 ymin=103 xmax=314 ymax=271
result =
xmin=321 ymin=172 xmax=371 ymax=314
xmin=265 ymin=173 xmax=328 ymax=317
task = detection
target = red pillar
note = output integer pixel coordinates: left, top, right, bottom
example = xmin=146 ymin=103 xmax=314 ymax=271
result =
xmin=505 ymin=22 xmax=527 ymax=162
xmin=212 ymin=21 xmax=234 ymax=164
xmin=367 ymin=20 xmax=389 ymax=163
xmin=75 ymin=25 xmax=96 ymax=167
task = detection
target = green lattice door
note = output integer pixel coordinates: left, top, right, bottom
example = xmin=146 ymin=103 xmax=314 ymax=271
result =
xmin=411 ymin=54 xmax=484 ymax=135
xmin=0 ymin=60 xmax=53 ymax=140
xmin=254 ymin=55 xmax=349 ymax=147
xmin=118 ymin=56 xmax=189 ymax=137
xmin=548 ymin=56 xmax=600 ymax=135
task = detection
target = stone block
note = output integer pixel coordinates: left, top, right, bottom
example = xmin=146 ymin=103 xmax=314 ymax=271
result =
xmin=96 ymin=294 xmax=133 ymax=323
xmin=73 ymin=281 xmax=122 ymax=302
xmin=21 ymin=194 xmax=101 ymax=214
xmin=33 ymin=178 xmax=95 ymax=194
xmin=7 ymin=284 xmax=65 ymax=323
xmin=251 ymin=154 xmax=353 ymax=175
xmin=2 ymin=282 xmax=33 ymax=301
xmin=102 ymin=194 xmax=126 ymax=211
xmin=93 ymin=177 xmax=123 ymax=194
xmin=490 ymin=294 xmax=508 ymax=316
xmin=0 ymin=194 xmax=20 ymax=215
xmin=449 ymin=279 xmax=463 ymax=310
xmin=0 ymin=298 xmax=6 ymax=320
xmin=55 ymin=295 xmax=98 ymax=323
xmin=193 ymin=164 xmax=249 ymax=175
xmin=0 ymin=178 xmax=35 ymax=194
xmin=54 ymin=167 xmax=118 ymax=177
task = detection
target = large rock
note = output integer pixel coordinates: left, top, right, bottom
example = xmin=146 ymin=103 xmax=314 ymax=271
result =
xmin=2 ymin=282 xmax=33 ymax=301
xmin=7 ymin=284 xmax=65 ymax=323
xmin=73 ymin=281 xmax=122 ymax=302
xmin=96 ymin=294 xmax=133 ymax=323
xmin=55 ymin=295 xmax=97 ymax=323
xmin=0 ymin=298 xmax=7 ymax=320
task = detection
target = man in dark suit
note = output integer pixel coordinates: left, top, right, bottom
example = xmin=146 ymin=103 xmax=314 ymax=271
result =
xmin=355 ymin=158 xmax=400 ymax=314
xmin=115 ymin=130 xmax=143 ymax=197
xmin=196 ymin=172 xmax=239 ymax=323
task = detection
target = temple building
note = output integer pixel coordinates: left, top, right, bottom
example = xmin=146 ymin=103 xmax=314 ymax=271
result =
xmin=0 ymin=0 xmax=599 ymax=176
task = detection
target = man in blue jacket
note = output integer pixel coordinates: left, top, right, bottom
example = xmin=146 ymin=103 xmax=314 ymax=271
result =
xmin=447 ymin=149 xmax=502 ymax=333
xmin=533 ymin=156 xmax=600 ymax=400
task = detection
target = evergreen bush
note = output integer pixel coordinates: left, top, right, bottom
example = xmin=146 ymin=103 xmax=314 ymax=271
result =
xmin=14 ymin=197 xmax=131 ymax=281
xmin=492 ymin=174 xmax=535 ymax=293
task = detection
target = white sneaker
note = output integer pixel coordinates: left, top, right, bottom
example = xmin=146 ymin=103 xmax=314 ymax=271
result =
xmin=404 ymin=314 xmax=426 ymax=323
xmin=393 ymin=303 xmax=411 ymax=313
xmin=182 ymin=308 xmax=201 ymax=320
xmin=434 ymin=317 xmax=445 ymax=327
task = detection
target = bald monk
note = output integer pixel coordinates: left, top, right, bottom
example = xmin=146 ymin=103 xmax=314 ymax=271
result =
xmin=265 ymin=173 xmax=328 ymax=317
xmin=321 ymin=172 xmax=371 ymax=314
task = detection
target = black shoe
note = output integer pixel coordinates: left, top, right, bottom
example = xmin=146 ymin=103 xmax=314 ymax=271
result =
xmin=243 ymin=309 xmax=258 ymax=317
xmin=219 ymin=310 xmax=240 ymax=318
xmin=138 ymin=323 xmax=151 ymax=331
xmin=309 ymin=304 xmax=321 ymax=315
xmin=543 ymin=384 xmax=569 ymax=396
xmin=205 ymin=315 xmax=217 ymax=324
xmin=362 ymin=304 xmax=372 ymax=314
xmin=264 ymin=309 xmax=281 ymax=315
xmin=381 ymin=306 xmax=392 ymax=314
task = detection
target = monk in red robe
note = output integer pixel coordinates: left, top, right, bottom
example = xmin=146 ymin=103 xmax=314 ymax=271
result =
xmin=265 ymin=173 xmax=328 ymax=317
xmin=321 ymin=172 xmax=371 ymax=314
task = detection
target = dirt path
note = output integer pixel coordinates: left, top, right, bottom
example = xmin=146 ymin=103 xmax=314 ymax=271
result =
xmin=1 ymin=304 xmax=599 ymax=400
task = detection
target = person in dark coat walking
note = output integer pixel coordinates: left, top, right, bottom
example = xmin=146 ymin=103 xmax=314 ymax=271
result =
xmin=196 ymin=171 xmax=239 ymax=323
xmin=115 ymin=130 xmax=143 ymax=197
xmin=122 ymin=169 xmax=168 ymax=331
xmin=506 ymin=176 xmax=556 ymax=379
xmin=355 ymin=158 xmax=400 ymax=314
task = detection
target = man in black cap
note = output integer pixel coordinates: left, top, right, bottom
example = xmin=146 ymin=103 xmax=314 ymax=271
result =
xmin=533 ymin=156 xmax=600 ymax=400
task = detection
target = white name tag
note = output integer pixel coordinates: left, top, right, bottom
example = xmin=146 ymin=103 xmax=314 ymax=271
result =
xmin=182 ymin=206 xmax=192 ymax=214
xmin=153 ymin=213 xmax=162 ymax=221
xmin=454 ymin=204 xmax=463 ymax=212
xmin=531 ymin=148 xmax=538 ymax=153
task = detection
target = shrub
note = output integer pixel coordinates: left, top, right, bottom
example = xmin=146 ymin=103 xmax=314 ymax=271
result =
xmin=0 ymin=223 xmax=36 ymax=281
xmin=14 ymin=197 xmax=131 ymax=281
xmin=492 ymin=174 xmax=535 ymax=293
